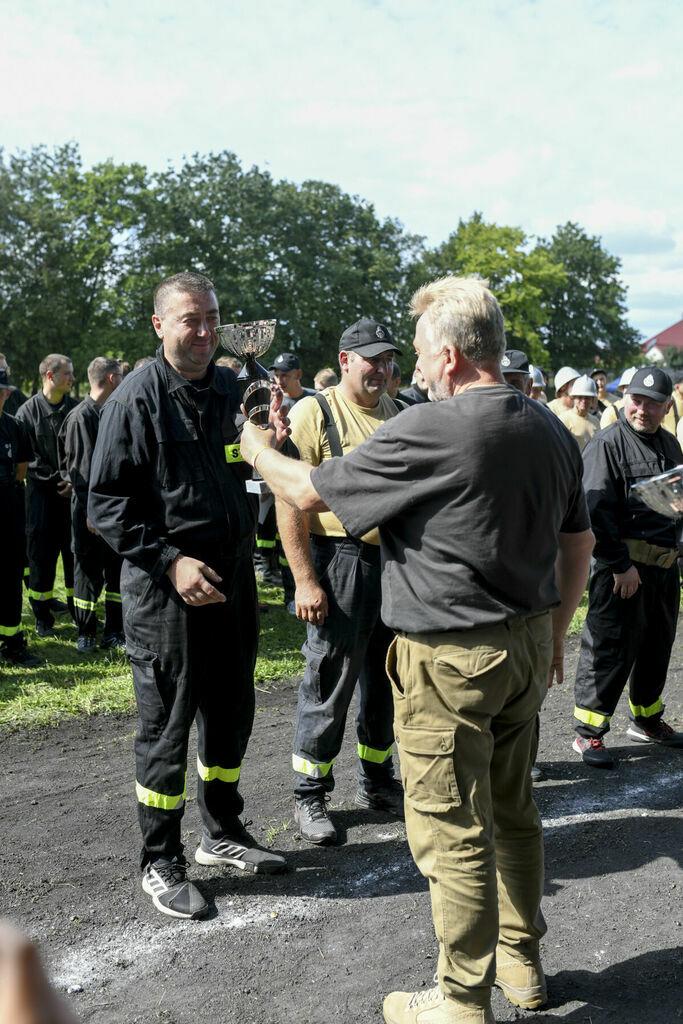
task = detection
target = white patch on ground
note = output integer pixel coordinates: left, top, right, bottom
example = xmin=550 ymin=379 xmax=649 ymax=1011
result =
xmin=540 ymin=765 xmax=683 ymax=828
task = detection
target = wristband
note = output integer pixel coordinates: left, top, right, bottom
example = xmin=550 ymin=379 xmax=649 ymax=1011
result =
xmin=252 ymin=445 xmax=274 ymax=473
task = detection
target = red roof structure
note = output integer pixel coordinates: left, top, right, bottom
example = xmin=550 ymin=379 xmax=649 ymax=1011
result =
xmin=642 ymin=318 xmax=683 ymax=357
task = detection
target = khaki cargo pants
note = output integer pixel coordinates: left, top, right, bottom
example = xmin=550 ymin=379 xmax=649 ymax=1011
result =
xmin=388 ymin=612 xmax=552 ymax=1010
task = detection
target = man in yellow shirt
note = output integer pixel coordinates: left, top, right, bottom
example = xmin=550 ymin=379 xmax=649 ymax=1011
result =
xmin=559 ymin=375 xmax=599 ymax=451
xmin=277 ymin=317 xmax=404 ymax=844
xmin=547 ymin=366 xmax=579 ymax=417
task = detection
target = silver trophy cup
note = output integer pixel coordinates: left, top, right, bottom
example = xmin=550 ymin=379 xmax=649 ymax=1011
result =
xmin=631 ymin=466 xmax=683 ymax=552
xmin=216 ymin=319 xmax=277 ymax=426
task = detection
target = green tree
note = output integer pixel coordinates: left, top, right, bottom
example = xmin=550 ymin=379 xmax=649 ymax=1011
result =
xmin=537 ymin=222 xmax=641 ymax=370
xmin=663 ymin=346 xmax=683 ymax=370
xmin=0 ymin=143 xmax=148 ymax=390
xmin=403 ymin=212 xmax=566 ymax=365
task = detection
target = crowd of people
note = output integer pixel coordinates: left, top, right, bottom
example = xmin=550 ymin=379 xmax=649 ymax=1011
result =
xmin=1 ymin=272 xmax=682 ymax=1023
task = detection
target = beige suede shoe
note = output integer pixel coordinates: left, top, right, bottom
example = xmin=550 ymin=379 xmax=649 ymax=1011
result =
xmin=494 ymin=954 xmax=547 ymax=1009
xmin=383 ymin=985 xmax=495 ymax=1023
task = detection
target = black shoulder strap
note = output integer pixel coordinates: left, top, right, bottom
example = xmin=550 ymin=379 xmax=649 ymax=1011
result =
xmin=314 ymin=393 xmax=344 ymax=458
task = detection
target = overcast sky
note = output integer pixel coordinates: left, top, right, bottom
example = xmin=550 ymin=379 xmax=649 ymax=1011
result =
xmin=2 ymin=0 xmax=681 ymax=341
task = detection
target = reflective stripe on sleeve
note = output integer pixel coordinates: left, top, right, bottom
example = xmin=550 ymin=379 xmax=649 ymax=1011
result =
xmin=292 ymin=754 xmax=334 ymax=778
xmin=629 ymin=697 xmax=663 ymax=719
xmin=256 ymin=538 xmax=276 ymax=549
xmin=196 ymin=756 xmax=240 ymax=783
xmin=574 ymin=706 xmax=610 ymax=728
xmin=135 ymin=777 xmax=186 ymax=810
xmin=74 ymin=597 xmax=97 ymax=611
xmin=278 ymin=555 xmax=290 ymax=568
xmin=64 ymin=588 xmax=74 ymax=597
xmin=358 ymin=743 xmax=393 ymax=764
xmin=105 ymin=591 xmax=122 ymax=604
xmin=28 ymin=589 xmax=54 ymax=601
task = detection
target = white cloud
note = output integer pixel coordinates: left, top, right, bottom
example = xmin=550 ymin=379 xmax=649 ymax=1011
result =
xmin=609 ymin=61 xmax=661 ymax=80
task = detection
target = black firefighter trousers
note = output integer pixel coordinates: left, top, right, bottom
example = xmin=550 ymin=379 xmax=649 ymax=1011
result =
xmin=122 ymin=546 xmax=258 ymax=869
xmin=25 ymin=479 xmax=74 ymax=625
xmin=72 ymin=504 xmax=123 ymax=637
xmin=574 ymin=562 xmax=680 ymax=738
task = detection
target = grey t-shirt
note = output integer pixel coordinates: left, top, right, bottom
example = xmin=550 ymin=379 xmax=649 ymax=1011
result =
xmin=312 ymin=384 xmax=589 ymax=633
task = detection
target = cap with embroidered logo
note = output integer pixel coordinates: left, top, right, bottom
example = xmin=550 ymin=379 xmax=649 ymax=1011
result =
xmin=269 ymin=353 xmax=300 ymax=372
xmin=338 ymin=318 xmax=401 ymax=358
xmin=501 ymin=350 xmax=530 ymax=375
xmin=626 ymin=367 xmax=673 ymax=403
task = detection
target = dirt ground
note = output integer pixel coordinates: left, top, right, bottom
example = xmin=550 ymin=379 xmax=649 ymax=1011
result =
xmin=1 ymin=633 xmax=682 ymax=1024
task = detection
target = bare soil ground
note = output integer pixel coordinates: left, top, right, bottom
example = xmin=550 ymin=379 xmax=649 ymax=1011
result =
xmin=1 ymin=634 xmax=682 ymax=1024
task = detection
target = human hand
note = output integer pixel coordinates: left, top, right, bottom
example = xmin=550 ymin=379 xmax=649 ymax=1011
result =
xmin=612 ymin=565 xmax=641 ymax=599
xmin=0 ymin=920 xmax=78 ymax=1024
xmin=166 ymin=555 xmax=226 ymax=605
xmin=56 ymin=480 xmax=72 ymax=498
xmin=86 ymin=518 xmax=99 ymax=535
xmin=240 ymin=419 xmax=276 ymax=467
xmin=295 ymin=581 xmax=329 ymax=625
xmin=268 ymin=387 xmax=291 ymax=448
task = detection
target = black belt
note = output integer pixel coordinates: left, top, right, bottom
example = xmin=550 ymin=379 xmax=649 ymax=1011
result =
xmin=310 ymin=533 xmax=380 ymax=560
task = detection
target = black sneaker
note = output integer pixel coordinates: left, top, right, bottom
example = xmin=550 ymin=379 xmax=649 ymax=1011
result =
xmin=142 ymin=857 xmax=208 ymax=919
xmin=35 ymin=621 xmax=56 ymax=638
xmin=48 ymin=598 xmax=70 ymax=615
xmin=626 ymin=719 xmax=683 ymax=747
xmin=1 ymin=641 xmax=41 ymax=668
xmin=295 ymin=794 xmax=338 ymax=844
xmin=355 ymin=778 xmax=405 ymax=819
xmin=77 ymin=635 xmax=97 ymax=654
xmin=100 ymin=632 xmax=126 ymax=650
xmin=573 ymin=735 xmax=615 ymax=769
xmin=195 ymin=822 xmax=287 ymax=874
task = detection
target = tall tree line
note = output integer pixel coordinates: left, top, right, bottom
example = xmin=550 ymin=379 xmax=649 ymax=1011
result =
xmin=0 ymin=143 xmax=640 ymax=390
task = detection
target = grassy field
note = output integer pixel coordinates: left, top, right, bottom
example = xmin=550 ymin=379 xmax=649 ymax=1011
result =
xmin=0 ymin=564 xmax=591 ymax=732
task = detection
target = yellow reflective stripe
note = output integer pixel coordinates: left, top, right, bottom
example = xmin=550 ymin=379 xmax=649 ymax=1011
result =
xmin=64 ymin=587 xmax=74 ymax=597
xmin=224 ymin=444 xmax=243 ymax=464
xmin=135 ymin=777 xmax=185 ymax=810
xmin=105 ymin=591 xmax=122 ymax=604
xmin=0 ymin=624 xmax=21 ymax=636
xmin=28 ymin=589 xmax=53 ymax=601
xmin=574 ymin=706 xmax=610 ymax=728
xmin=358 ymin=743 xmax=393 ymax=764
xmin=74 ymin=597 xmax=97 ymax=611
xmin=629 ymin=697 xmax=663 ymax=719
xmin=196 ymin=756 xmax=240 ymax=783
xmin=292 ymin=754 xmax=334 ymax=778
xmin=278 ymin=555 xmax=289 ymax=567
xmin=23 ymin=567 xmax=29 ymax=577
xmin=256 ymin=538 xmax=276 ymax=549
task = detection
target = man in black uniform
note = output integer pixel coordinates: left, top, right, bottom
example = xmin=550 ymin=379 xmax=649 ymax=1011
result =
xmin=60 ymin=357 xmax=124 ymax=653
xmin=573 ymin=366 xmax=683 ymax=768
xmin=240 ymin=276 xmax=594 ymax=1023
xmin=89 ymin=272 xmax=288 ymax=921
xmin=16 ymin=354 xmax=78 ymax=636
xmin=0 ymin=370 xmax=41 ymax=667
xmin=0 ymin=354 xmax=28 ymax=416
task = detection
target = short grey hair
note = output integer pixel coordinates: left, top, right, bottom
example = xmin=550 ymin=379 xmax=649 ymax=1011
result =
xmin=154 ymin=272 xmax=216 ymax=318
xmin=409 ymin=276 xmax=506 ymax=365
xmin=88 ymin=357 xmax=121 ymax=387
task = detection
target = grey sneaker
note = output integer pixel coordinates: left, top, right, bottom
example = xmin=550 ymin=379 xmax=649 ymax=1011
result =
xmin=77 ymin=635 xmax=97 ymax=654
xmin=626 ymin=719 xmax=683 ymax=747
xmin=142 ymin=857 xmax=208 ymax=919
xmin=195 ymin=822 xmax=287 ymax=874
xmin=295 ymin=794 xmax=338 ymax=845
xmin=355 ymin=778 xmax=405 ymax=819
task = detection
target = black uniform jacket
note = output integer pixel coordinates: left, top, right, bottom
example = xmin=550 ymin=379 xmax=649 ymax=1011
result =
xmin=59 ymin=395 xmax=102 ymax=513
xmin=582 ymin=416 xmax=682 ymax=573
xmin=0 ymin=412 xmax=31 ymax=491
xmin=15 ymin=392 xmax=79 ymax=486
xmin=88 ymin=348 xmax=255 ymax=581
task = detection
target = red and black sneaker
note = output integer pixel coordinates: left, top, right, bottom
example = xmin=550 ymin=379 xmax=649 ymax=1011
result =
xmin=626 ymin=720 xmax=683 ymax=747
xmin=572 ymin=735 xmax=616 ymax=769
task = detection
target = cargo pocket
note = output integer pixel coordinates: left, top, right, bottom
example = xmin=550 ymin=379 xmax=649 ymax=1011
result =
xmin=395 ymin=723 xmax=461 ymax=812
xmin=127 ymin=643 xmax=172 ymax=736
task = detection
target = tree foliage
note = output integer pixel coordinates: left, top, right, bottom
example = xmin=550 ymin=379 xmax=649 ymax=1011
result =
xmin=537 ymin=222 xmax=641 ymax=370
xmin=0 ymin=145 xmax=642 ymax=391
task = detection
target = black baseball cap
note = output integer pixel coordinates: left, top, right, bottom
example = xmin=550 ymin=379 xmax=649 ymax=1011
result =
xmin=339 ymin=318 xmax=400 ymax=358
xmin=626 ymin=367 xmax=673 ymax=402
xmin=501 ymin=349 xmax=530 ymax=375
xmin=0 ymin=370 xmax=16 ymax=390
xmin=269 ymin=353 xmax=300 ymax=372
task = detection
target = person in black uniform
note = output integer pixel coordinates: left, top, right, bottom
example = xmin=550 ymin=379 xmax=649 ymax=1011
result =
xmin=88 ymin=272 xmax=289 ymax=921
xmin=16 ymin=354 xmax=78 ymax=636
xmin=0 ymin=353 xmax=28 ymax=416
xmin=573 ymin=366 xmax=683 ymax=768
xmin=60 ymin=357 xmax=125 ymax=653
xmin=0 ymin=370 xmax=41 ymax=667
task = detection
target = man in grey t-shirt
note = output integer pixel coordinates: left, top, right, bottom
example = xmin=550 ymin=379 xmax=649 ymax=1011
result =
xmin=240 ymin=277 xmax=593 ymax=1024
